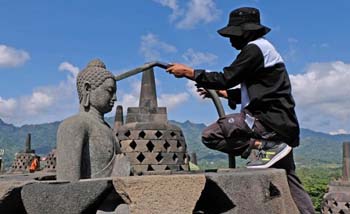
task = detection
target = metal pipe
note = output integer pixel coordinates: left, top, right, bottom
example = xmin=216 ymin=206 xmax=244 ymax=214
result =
xmin=114 ymin=61 xmax=171 ymax=81
xmin=206 ymin=89 xmax=225 ymax=118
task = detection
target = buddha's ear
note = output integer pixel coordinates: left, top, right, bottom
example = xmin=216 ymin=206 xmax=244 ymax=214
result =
xmin=82 ymin=81 xmax=91 ymax=108
xmin=83 ymin=81 xmax=91 ymax=92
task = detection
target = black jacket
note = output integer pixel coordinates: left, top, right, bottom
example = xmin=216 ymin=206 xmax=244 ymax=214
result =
xmin=194 ymin=38 xmax=299 ymax=147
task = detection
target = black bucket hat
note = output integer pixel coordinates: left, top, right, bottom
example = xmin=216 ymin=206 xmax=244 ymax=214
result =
xmin=218 ymin=7 xmax=271 ymax=37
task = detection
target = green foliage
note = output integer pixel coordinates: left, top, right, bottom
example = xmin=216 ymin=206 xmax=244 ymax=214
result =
xmin=297 ymin=167 xmax=341 ymax=212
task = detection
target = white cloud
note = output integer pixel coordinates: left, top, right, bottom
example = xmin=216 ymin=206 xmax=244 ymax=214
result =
xmin=139 ymin=33 xmax=177 ymax=61
xmin=59 ymin=62 xmax=79 ymax=79
xmin=329 ymin=129 xmax=349 ymax=135
xmin=186 ymin=80 xmax=199 ymax=98
xmin=186 ymin=80 xmax=208 ymax=102
xmin=177 ymin=0 xmax=220 ymax=29
xmin=0 ymin=44 xmax=30 ymax=67
xmin=182 ymin=48 xmax=218 ymax=67
xmin=117 ymin=79 xmax=189 ymax=112
xmin=0 ymin=97 xmax=16 ymax=117
xmin=25 ymin=92 xmax=54 ymax=114
xmin=117 ymin=80 xmax=141 ymax=110
xmin=153 ymin=0 xmax=220 ymax=29
xmin=139 ymin=34 xmax=218 ymax=68
xmin=290 ymin=61 xmax=350 ymax=132
xmin=158 ymin=92 xmax=189 ymax=109
xmin=152 ymin=0 xmax=183 ymax=21
xmin=0 ymin=59 xmax=189 ymax=125
xmin=0 ymin=62 xmax=79 ymax=125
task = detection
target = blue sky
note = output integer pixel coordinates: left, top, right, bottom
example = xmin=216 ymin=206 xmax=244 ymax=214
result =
xmin=0 ymin=0 xmax=350 ymax=134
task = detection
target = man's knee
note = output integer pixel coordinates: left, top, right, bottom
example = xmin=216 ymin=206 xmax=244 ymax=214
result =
xmin=201 ymin=137 xmax=222 ymax=150
xmin=202 ymin=122 xmax=224 ymax=141
xmin=202 ymin=125 xmax=213 ymax=140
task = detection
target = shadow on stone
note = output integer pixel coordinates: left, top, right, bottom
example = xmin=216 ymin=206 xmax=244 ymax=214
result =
xmin=96 ymin=187 xmax=125 ymax=213
xmin=0 ymin=186 xmax=26 ymax=214
xmin=268 ymin=182 xmax=281 ymax=199
xmin=193 ymin=179 xmax=235 ymax=214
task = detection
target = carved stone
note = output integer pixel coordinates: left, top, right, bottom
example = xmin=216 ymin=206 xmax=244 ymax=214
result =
xmin=116 ymin=68 xmax=190 ymax=175
xmin=56 ymin=59 xmax=130 ymax=181
xmin=9 ymin=133 xmax=39 ymax=173
xmin=42 ymin=149 xmax=56 ymax=172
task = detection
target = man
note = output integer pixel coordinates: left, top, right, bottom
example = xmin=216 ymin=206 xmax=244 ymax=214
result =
xmin=166 ymin=7 xmax=315 ymax=213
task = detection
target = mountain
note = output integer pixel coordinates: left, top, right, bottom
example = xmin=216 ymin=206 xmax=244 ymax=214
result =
xmin=295 ymin=128 xmax=349 ymax=167
xmin=0 ymin=117 xmax=349 ymax=168
xmin=0 ymin=119 xmax=59 ymax=168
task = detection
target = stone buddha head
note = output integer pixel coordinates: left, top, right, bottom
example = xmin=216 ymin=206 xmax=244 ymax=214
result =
xmin=77 ymin=59 xmax=116 ymax=114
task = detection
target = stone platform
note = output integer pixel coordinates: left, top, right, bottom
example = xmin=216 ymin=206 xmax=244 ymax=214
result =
xmin=0 ymin=168 xmax=298 ymax=214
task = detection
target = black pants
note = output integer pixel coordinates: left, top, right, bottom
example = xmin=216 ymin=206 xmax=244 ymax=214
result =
xmin=201 ymin=112 xmax=315 ymax=214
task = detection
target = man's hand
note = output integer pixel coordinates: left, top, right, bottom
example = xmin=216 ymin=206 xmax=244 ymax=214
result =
xmin=197 ymin=88 xmax=228 ymax=99
xmin=217 ymin=90 xmax=228 ymax=98
xmin=166 ymin=63 xmax=195 ymax=80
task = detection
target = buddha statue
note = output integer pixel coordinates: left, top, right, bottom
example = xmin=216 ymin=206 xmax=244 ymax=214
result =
xmin=56 ymin=59 xmax=129 ymax=181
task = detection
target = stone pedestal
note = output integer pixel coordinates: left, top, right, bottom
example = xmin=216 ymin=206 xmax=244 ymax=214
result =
xmin=1 ymin=168 xmax=299 ymax=214
xmin=113 ymin=168 xmax=298 ymax=214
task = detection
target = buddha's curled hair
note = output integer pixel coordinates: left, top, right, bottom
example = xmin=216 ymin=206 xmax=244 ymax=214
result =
xmin=76 ymin=59 xmax=115 ymax=102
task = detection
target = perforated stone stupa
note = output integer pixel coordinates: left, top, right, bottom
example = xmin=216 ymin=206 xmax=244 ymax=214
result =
xmin=10 ymin=134 xmax=39 ymax=173
xmin=116 ymin=68 xmax=189 ymax=175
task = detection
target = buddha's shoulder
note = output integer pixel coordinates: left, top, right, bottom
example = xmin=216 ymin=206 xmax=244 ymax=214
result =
xmin=58 ymin=113 xmax=91 ymax=130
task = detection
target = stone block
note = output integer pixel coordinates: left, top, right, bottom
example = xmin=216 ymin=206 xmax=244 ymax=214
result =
xmin=113 ymin=174 xmax=206 ymax=214
xmin=195 ymin=168 xmax=299 ymax=214
xmin=21 ymin=178 xmax=117 ymax=214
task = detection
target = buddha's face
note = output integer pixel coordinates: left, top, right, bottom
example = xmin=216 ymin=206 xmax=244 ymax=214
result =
xmin=89 ymin=78 xmax=116 ymax=114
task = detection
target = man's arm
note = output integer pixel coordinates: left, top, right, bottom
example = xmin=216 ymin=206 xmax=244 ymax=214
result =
xmin=166 ymin=44 xmax=264 ymax=90
xmin=194 ymin=44 xmax=264 ymax=89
